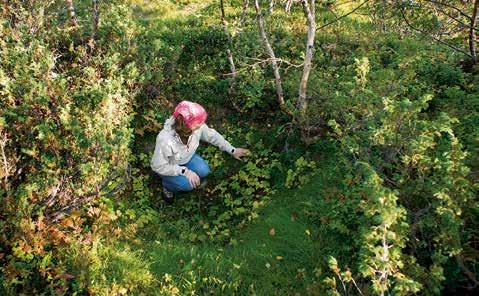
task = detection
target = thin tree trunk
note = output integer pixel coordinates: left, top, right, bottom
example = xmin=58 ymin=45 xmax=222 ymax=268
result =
xmin=239 ymin=0 xmax=249 ymax=29
xmin=220 ymin=0 xmax=236 ymax=80
xmin=92 ymin=0 xmax=99 ymax=39
xmin=285 ymin=0 xmax=294 ymax=13
xmin=254 ymin=0 xmax=285 ymax=108
xmin=220 ymin=0 xmax=240 ymax=111
xmin=88 ymin=0 xmax=99 ymax=51
xmin=0 ymin=132 xmax=12 ymax=192
xmin=470 ymin=0 xmax=478 ymax=64
xmin=65 ymin=0 xmax=78 ymax=27
xmin=298 ymin=0 xmax=316 ymax=114
xmin=268 ymin=0 xmax=275 ymax=14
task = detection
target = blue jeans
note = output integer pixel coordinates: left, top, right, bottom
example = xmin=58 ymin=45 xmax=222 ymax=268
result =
xmin=160 ymin=154 xmax=211 ymax=193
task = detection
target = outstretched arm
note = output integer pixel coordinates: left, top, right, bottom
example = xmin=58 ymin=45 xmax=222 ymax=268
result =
xmin=199 ymin=124 xmax=250 ymax=160
xmin=232 ymin=148 xmax=250 ymax=160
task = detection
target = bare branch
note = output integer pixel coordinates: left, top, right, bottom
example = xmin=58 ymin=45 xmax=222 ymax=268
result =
xmin=48 ymin=165 xmax=131 ymax=222
xmin=268 ymin=0 xmax=275 ymax=14
xmin=456 ymin=255 xmax=479 ymax=287
xmin=400 ymin=7 xmax=473 ymax=58
xmin=222 ymin=57 xmax=303 ymax=76
xmin=426 ymin=3 xmax=473 ymax=30
xmin=285 ymin=0 xmax=297 ymax=13
xmin=421 ymin=0 xmax=472 ymax=21
xmin=316 ymin=0 xmax=371 ymax=31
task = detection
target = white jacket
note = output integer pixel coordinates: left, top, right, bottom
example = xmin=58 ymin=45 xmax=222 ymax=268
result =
xmin=150 ymin=117 xmax=236 ymax=176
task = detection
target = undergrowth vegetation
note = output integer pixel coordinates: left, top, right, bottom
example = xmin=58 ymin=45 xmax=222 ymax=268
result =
xmin=1 ymin=0 xmax=478 ymax=295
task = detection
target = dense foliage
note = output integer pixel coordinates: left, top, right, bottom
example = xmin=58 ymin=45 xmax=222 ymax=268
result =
xmin=1 ymin=0 xmax=478 ymax=295
xmin=0 ymin=0 xmax=140 ymax=293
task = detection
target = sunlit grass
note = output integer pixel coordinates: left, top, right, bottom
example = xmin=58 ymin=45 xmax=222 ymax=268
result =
xmin=141 ymin=170 xmax=327 ymax=294
xmin=130 ymin=0 xmax=210 ymax=21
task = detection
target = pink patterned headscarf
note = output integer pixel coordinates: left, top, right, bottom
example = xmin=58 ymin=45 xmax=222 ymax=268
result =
xmin=172 ymin=101 xmax=208 ymax=129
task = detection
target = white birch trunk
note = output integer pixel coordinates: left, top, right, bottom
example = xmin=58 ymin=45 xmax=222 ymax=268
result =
xmin=298 ymin=0 xmax=316 ymax=113
xmin=65 ymin=0 xmax=78 ymax=27
xmin=470 ymin=0 xmax=478 ymax=64
xmin=220 ymin=0 xmax=238 ymax=99
xmin=254 ymin=0 xmax=285 ymax=107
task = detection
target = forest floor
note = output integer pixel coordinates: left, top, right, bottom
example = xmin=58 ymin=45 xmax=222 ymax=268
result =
xmin=140 ymin=169 xmax=327 ymax=294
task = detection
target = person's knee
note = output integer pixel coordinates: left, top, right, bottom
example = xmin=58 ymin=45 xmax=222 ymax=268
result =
xmin=176 ymin=177 xmax=194 ymax=191
xmin=195 ymin=162 xmax=211 ymax=178
xmin=163 ymin=176 xmax=193 ymax=192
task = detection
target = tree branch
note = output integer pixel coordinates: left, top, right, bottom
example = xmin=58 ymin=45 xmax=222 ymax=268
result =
xmin=316 ymin=0 xmax=370 ymax=31
xmin=421 ymin=0 xmax=472 ymax=21
xmin=425 ymin=3 xmax=473 ymax=31
xmin=400 ymin=7 xmax=473 ymax=58
xmin=222 ymin=57 xmax=303 ymax=76
xmin=456 ymin=255 xmax=479 ymax=288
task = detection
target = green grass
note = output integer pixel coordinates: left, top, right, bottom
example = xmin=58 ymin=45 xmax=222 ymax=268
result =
xmin=141 ymin=174 xmax=326 ymax=294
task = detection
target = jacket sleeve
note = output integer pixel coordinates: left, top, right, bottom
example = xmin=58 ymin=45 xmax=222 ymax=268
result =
xmin=150 ymin=138 xmax=186 ymax=176
xmin=199 ymin=124 xmax=236 ymax=154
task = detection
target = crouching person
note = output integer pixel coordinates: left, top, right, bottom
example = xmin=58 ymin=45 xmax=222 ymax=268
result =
xmin=150 ymin=101 xmax=250 ymax=204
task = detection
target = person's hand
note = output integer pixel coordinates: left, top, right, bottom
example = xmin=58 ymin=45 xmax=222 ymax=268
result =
xmin=184 ymin=169 xmax=200 ymax=188
xmin=233 ymin=148 xmax=250 ymax=161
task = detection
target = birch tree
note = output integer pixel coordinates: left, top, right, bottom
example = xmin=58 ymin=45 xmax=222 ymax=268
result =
xmin=65 ymin=0 xmax=78 ymax=27
xmin=297 ymin=0 xmax=316 ymax=114
xmin=254 ymin=0 xmax=286 ymax=108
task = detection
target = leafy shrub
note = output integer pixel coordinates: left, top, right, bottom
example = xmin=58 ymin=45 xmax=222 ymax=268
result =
xmin=0 ymin=1 xmax=139 ymax=293
xmin=313 ymin=50 xmax=477 ymax=294
xmin=285 ymin=157 xmax=317 ymax=189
